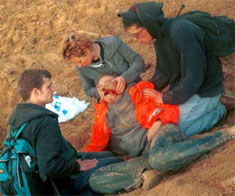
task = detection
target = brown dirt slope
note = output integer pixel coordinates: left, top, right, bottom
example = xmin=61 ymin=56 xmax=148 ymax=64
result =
xmin=0 ymin=0 xmax=234 ymax=195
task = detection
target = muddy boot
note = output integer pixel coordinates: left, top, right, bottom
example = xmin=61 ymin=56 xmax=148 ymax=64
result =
xmin=141 ymin=169 xmax=164 ymax=190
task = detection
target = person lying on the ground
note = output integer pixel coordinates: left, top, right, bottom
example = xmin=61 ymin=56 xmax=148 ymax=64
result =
xmin=62 ymin=33 xmax=145 ymax=100
xmin=7 ymin=69 xmax=123 ymax=195
xmin=85 ymin=74 xmax=235 ymax=194
xmin=85 ymin=74 xmax=179 ymax=157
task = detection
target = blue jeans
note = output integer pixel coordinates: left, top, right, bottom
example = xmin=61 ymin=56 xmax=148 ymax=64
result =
xmin=148 ymin=124 xmax=230 ymax=172
xmin=54 ymin=151 xmax=123 ymax=195
xmin=89 ymin=124 xmax=231 ymax=194
xmin=178 ymin=94 xmax=226 ymax=137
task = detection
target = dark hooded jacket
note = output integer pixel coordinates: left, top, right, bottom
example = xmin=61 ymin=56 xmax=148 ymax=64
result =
xmin=8 ymin=103 xmax=80 ymax=194
xmin=120 ymin=2 xmax=224 ymax=104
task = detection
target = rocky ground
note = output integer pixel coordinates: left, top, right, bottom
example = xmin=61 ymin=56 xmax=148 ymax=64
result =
xmin=0 ymin=0 xmax=234 ymax=195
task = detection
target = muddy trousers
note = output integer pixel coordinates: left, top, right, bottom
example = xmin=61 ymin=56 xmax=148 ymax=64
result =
xmin=53 ymin=151 xmax=123 ymax=195
xmin=89 ymin=124 xmax=231 ymax=194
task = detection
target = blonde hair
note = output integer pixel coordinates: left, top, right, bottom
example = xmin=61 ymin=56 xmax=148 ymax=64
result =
xmin=62 ymin=34 xmax=93 ymax=60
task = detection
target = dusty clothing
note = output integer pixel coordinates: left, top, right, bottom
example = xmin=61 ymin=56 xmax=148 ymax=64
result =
xmin=76 ymin=36 xmax=145 ymax=99
xmin=89 ymin=124 xmax=231 ymax=194
xmin=106 ymin=83 xmax=148 ymax=157
xmin=124 ymin=2 xmax=224 ymax=104
xmin=85 ymin=81 xmax=179 ymax=156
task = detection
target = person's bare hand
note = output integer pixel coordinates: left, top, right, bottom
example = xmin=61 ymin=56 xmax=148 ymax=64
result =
xmin=111 ymin=76 xmax=126 ymax=94
xmin=147 ymin=121 xmax=162 ymax=141
xmin=143 ymin=88 xmax=163 ymax=103
xmin=77 ymin=159 xmax=98 ymax=171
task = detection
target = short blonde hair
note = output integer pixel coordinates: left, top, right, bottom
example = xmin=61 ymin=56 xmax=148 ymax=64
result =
xmin=62 ymin=34 xmax=93 ymax=60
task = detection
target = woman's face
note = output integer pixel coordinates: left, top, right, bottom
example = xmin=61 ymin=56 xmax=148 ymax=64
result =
xmin=125 ymin=25 xmax=153 ymax=44
xmin=68 ymin=49 xmax=93 ymax=68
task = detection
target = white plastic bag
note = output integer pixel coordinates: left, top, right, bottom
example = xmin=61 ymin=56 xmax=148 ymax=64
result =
xmin=46 ymin=95 xmax=90 ymax=123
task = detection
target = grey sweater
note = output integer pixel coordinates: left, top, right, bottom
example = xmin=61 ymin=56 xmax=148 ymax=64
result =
xmin=106 ymin=83 xmax=148 ymax=158
xmin=76 ymin=36 xmax=145 ymax=99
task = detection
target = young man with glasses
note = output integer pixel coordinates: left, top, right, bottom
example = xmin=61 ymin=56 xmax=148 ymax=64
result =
xmin=117 ymin=2 xmax=234 ymax=138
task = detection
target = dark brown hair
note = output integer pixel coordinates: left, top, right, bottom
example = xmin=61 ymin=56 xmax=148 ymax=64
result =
xmin=62 ymin=34 xmax=93 ymax=60
xmin=17 ymin=69 xmax=51 ymax=101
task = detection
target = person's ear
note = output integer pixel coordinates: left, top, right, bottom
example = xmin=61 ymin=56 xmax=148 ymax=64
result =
xmin=32 ymin=88 xmax=40 ymax=97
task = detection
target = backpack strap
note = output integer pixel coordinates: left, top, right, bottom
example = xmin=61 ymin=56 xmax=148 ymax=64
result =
xmin=14 ymin=122 xmax=28 ymax=139
xmin=176 ymin=4 xmax=185 ymax=17
xmin=7 ymin=122 xmax=28 ymax=139
xmin=5 ymin=122 xmax=28 ymax=148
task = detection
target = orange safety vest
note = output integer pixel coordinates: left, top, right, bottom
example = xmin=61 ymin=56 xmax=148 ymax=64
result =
xmin=85 ymin=81 xmax=179 ymax=152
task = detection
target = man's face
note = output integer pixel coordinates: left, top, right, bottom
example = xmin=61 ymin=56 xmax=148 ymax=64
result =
xmin=36 ymin=78 xmax=55 ymax=106
xmin=97 ymin=75 xmax=120 ymax=104
xmin=125 ymin=25 xmax=153 ymax=44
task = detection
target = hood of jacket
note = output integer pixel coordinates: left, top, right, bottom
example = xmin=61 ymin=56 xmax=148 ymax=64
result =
xmin=94 ymin=36 xmax=122 ymax=61
xmin=119 ymin=2 xmax=167 ymax=39
xmin=8 ymin=103 xmax=58 ymax=130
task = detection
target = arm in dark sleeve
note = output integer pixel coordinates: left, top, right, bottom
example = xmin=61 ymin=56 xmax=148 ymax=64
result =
xmin=76 ymin=68 xmax=100 ymax=99
xmin=117 ymin=39 xmax=145 ymax=83
xmin=150 ymin=51 xmax=170 ymax=91
xmin=163 ymin=23 xmax=207 ymax=104
xmin=36 ymin=118 xmax=80 ymax=180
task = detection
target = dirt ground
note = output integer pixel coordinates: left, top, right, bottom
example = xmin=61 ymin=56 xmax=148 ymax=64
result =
xmin=0 ymin=0 xmax=234 ymax=195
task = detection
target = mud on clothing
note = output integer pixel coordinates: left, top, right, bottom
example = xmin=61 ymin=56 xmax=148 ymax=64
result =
xmin=85 ymin=81 xmax=179 ymax=157
xmin=89 ymin=124 xmax=231 ymax=194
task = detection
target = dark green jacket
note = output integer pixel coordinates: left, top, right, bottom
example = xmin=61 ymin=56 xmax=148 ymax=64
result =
xmin=77 ymin=36 xmax=145 ymax=99
xmin=134 ymin=2 xmax=224 ymax=104
xmin=8 ymin=103 xmax=80 ymax=194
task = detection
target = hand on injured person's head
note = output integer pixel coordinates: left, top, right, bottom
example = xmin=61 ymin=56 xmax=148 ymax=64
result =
xmin=97 ymin=75 xmax=122 ymax=104
xmin=111 ymin=76 xmax=126 ymax=95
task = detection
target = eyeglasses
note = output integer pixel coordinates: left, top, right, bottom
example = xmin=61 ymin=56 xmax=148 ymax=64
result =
xmin=128 ymin=28 xmax=144 ymax=38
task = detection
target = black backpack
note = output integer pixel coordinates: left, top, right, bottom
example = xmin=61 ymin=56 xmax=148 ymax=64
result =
xmin=177 ymin=5 xmax=235 ymax=57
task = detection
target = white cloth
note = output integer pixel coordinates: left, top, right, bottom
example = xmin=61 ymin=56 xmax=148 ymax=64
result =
xmin=46 ymin=95 xmax=90 ymax=123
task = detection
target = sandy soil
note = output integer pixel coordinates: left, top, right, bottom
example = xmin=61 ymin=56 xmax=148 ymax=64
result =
xmin=0 ymin=0 xmax=234 ymax=195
